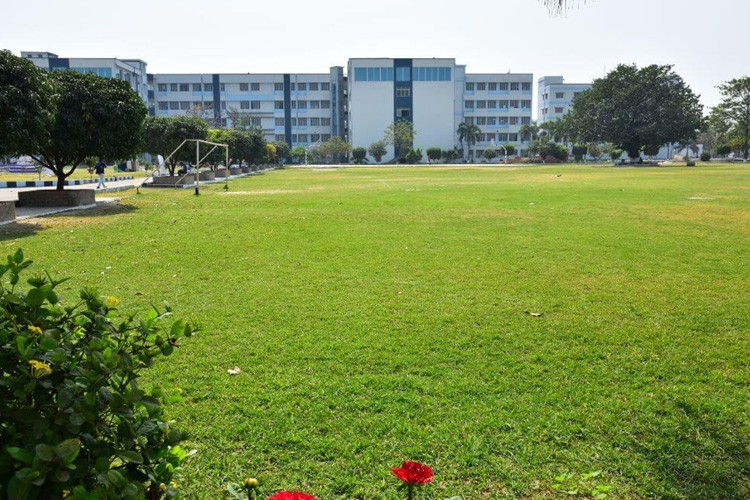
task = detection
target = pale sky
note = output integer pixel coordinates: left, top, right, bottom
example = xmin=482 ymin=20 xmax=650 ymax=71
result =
xmin=2 ymin=0 xmax=748 ymax=115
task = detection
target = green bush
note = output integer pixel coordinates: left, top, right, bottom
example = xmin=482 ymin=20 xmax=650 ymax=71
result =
xmin=426 ymin=147 xmax=442 ymax=164
xmin=0 ymin=250 xmax=195 ymax=499
xmin=404 ymin=148 xmax=423 ymax=164
xmin=571 ymin=144 xmax=588 ymax=162
xmin=700 ymin=152 xmax=711 ymax=162
xmin=483 ymin=149 xmax=497 ymax=161
xmin=351 ymin=147 xmax=367 ymax=164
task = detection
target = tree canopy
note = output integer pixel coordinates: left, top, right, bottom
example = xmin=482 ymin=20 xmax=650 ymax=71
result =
xmin=383 ymin=121 xmax=416 ymax=160
xmin=566 ymin=64 xmax=703 ymax=159
xmin=0 ymin=50 xmax=55 ymax=157
xmin=142 ymin=116 xmax=208 ymax=175
xmin=711 ymin=77 xmax=750 ymax=159
xmin=31 ymin=71 xmax=146 ymax=190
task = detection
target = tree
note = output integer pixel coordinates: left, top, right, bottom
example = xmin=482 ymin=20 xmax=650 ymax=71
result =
xmin=519 ymin=122 xmax=541 ymax=144
xmin=143 ymin=115 xmax=208 ymax=176
xmin=483 ymin=149 xmax=497 ymax=161
xmin=205 ymin=128 xmax=230 ymax=170
xmin=426 ymin=147 xmax=442 ymax=164
xmin=457 ymin=121 xmax=481 ymax=161
xmin=273 ymin=141 xmax=291 ymax=162
xmin=29 ymin=71 xmax=147 ymax=190
xmin=566 ymin=64 xmax=703 ymax=160
xmin=501 ymin=144 xmax=517 ymax=157
xmin=231 ymin=129 xmax=267 ymax=166
xmin=442 ymin=149 xmax=459 ymax=163
xmin=571 ymin=144 xmax=588 ymax=162
xmin=265 ymin=143 xmax=277 ymax=163
xmin=404 ymin=147 xmax=423 ymax=164
xmin=715 ymin=144 xmax=732 ymax=157
xmin=586 ymin=143 xmax=603 ymax=161
xmin=368 ymin=141 xmax=387 ymax=163
xmin=227 ymin=109 xmax=257 ymax=131
xmin=642 ymin=144 xmax=661 ymax=159
xmin=529 ymin=135 xmax=568 ymax=161
xmin=291 ymin=145 xmax=307 ymax=163
xmin=0 ymin=50 xmax=55 ymax=157
xmin=318 ymin=136 xmax=350 ymax=163
xmin=383 ymin=121 xmax=416 ymax=160
xmin=351 ymin=146 xmax=367 ymax=164
xmin=712 ymin=77 xmax=750 ymax=159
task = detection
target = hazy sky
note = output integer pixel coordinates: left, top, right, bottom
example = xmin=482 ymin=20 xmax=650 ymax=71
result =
xmin=3 ymin=0 xmax=748 ymax=114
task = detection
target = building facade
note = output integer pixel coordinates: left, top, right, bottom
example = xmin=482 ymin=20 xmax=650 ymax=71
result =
xmin=21 ymin=51 xmax=149 ymax=103
xmin=537 ymin=76 xmax=591 ymax=123
xmin=348 ymin=58 xmax=533 ymax=161
xmin=148 ymin=69 xmax=346 ymax=147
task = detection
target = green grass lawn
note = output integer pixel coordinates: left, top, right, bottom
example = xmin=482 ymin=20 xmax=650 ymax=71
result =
xmin=2 ymin=165 xmax=749 ymax=498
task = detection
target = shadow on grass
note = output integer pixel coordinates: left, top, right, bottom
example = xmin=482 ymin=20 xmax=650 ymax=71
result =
xmin=0 ymin=222 xmax=41 ymax=241
xmin=51 ymin=202 xmax=138 ymax=218
xmin=637 ymin=399 xmax=750 ymax=498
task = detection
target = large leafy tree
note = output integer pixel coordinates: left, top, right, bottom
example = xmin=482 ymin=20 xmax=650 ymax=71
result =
xmin=142 ymin=116 xmax=208 ymax=175
xmin=28 ymin=71 xmax=147 ymax=190
xmin=711 ymin=77 xmax=750 ymax=159
xmin=457 ymin=121 xmax=481 ymax=161
xmin=566 ymin=64 xmax=703 ymax=159
xmin=0 ymin=50 xmax=55 ymax=157
xmin=383 ymin=121 xmax=416 ymax=160
xmin=318 ymin=136 xmax=350 ymax=163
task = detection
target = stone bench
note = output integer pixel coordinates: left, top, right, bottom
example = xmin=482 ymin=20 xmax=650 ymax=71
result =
xmin=0 ymin=200 xmax=16 ymax=223
xmin=16 ymin=189 xmax=96 ymax=207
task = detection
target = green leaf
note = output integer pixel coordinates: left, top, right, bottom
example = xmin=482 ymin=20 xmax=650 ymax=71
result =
xmin=13 ymin=248 xmax=24 ymax=264
xmin=7 ymin=475 xmax=32 ymax=500
xmin=170 ymin=319 xmax=186 ymax=338
xmin=106 ymin=469 xmax=127 ymax=489
xmin=5 ymin=447 xmax=33 ymax=464
xmin=35 ymin=443 xmax=55 ymax=462
xmin=55 ymin=438 xmax=81 ymax=464
xmin=118 ymin=451 xmax=143 ymax=464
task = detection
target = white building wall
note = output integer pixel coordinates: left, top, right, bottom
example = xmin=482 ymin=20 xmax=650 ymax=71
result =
xmin=538 ymin=76 xmax=591 ymax=123
xmin=348 ymin=58 xmax=396 ymax=159
xmin=412 ymin=59 xmax=456 ymax=153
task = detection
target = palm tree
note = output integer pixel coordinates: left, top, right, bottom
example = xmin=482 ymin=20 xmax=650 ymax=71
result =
xmin=519 ymin=122 xmax=540 ymax=145
xmin=457 ymin=121 xmax=482 ymax=162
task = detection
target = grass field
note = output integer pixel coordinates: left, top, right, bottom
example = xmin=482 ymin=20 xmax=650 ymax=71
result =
xmin=1 ymin=165 xmax=748 ymax=498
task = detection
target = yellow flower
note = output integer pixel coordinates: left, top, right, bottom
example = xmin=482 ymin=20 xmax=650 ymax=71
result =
xmin=159 ymin=483 xmax=167 ymax=492
xmin=243 ymin=477 xmax=259 ymax=489
xmin=28 ymin=359 xmax=52 ymax=379
xmin=104 ymin=296 xmax=120 ymax=308
xmin=28 ymin=325 xmax=43 ymax=335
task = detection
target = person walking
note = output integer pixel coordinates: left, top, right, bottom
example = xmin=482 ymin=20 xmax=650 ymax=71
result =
xmin=95 ymin=159 xmax=107 ymax=189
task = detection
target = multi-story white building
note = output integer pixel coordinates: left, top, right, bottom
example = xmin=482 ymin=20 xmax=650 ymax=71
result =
xmin=21 ymin=51 xmax=149 ymax=103
xmin=537 ymin=76 xmax=591 ymax=123
xmin=348 ymin=58 xmax=533 ymax=161
xmin=149 ymin=69 xmax=346 ymax=147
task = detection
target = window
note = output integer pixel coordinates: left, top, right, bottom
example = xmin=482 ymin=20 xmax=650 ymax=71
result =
xmin=487 ymin=117 xmax=497 ymax=125
xmin=246 ymin=101 xmax=258 ymax=110
xmin=322 ymin=134 xmax=331 ymax=141
xmin=241 ymin=101 xmax=250 ymax=109
xmin=510 ymin=100 xmax=519 ymax=108
xmin=476 ymin=117 xmax=486 ymax=125
xmin=499 ymin=100 xmax=509 ymax=109
xmin=396 ymin=108 xmax=410 ymax=119
xmin=477 ymin=101 xmax=487 ymax=109
xmin=555 ymin=92 xmax=565 ymax=99
xmin=290 ymin=83 xmax=295 ymax=91
xmin=275 ymin=134 xmax=285 ymax=142
xmin=396 ymin=67 xmax=410 ymax=82
xmin=356 ymin=67 xmax=395 ymax=82
xmin=251 ymin=82 xmax=260 ymax=91
xmin=158 ymin=102 xmax=168 ymax=110
xmin=274 ymin=83 xmax=284 ymax=91
xmin=413 ymin=67 xmax=451 ymax=81
xmin=555 ymin=107 xmax=564 ymax=113
xmin=499 ymin=133 xmax=508 ymax=142
xmin=309 ymin=83 xmax=318 ymax=91
xmin=574 ymin=92 xmax=582 ymax=98
xmin=310 ymin=100 xmax=321 ymax=109
xmin=320 ymin=100 xmax=330 ymax=109
xmin=477 ymin=83 xmax=486 ymax=91
xmin=275 ymin=101 xmax=284 ymax=110
xmin=321 ymin=82 xmax=330 ymax=91
xmin=297 ymin=100 xmax=307 ymax=109
xmin=321 ymin=118 xmax=331 ymax=126
xmin=465 ymin=117 xmax=474 ymax=125
xmin=499 ymin=117 xmax=508 ymax=125
xmin=543 ymin=93 xmax=548 ymax=100
xmin=192 ymin=83 xmax=201 ymax=91
xmin=510 ymin=82 xmax=520 ymax=91
xmin=509 ymin=133 xmax=518 ymax=142
xmin=179 ymin=83 xmax=189 ymax=92
xmin=221 ymin=101 xmax=226 ymax=110
xmin=290 ymin=118 xmax=297 ymax=126
xmin=219 ymin=83 xmax=225 ymax=92
xmin=170 ymin=83 xmax=178 ymax=92
xmin=396 ymin=87 xmax=410 ymax=97
xmin=180 ymin=101 xmax=190 ymax=110
xmin=298 ymin=118 xmax=308 ymax=126
xmin=204 ymin=83 xmax=213 ymax=92
xmin=169 ymin=101 xmax=179 ymax=110
xmin=521 ymin=117 xmax=531 ymax=125
xmin=298 ymin=134 xmax=308 ymax=143
xmin=311 ymin=134 xmax=320 ymax=142
xmin=250 ymin=117 xmax=261 ymax=126
xmin=465 ymin=100 xmax=474 ymax=109
xmin=158 ymin=83 xmax=167 ymax=91
xmin=298 ymin=83 xmax=307 ymax=91
xmin=193 ymin=101 xmax=203 ymax=108
xmin=488 ymin=100 xmax=497 ymax=109
xmin=510 ymin=117 xmax=519 ymax=125
xmin=466 ymin=82 xmax=474 ymax=91
xmin=275 ymin=118 xmax=285 ymax=126
xmin=522 ymin=100 xmax=531 ymax=109
xmin=499 ymin=82 xmax=509 ymax=91
xmin=240 ymin=83 xmax=249 ymax=91
xmin=522 ymin=82 xmax=531 ymax=91
xmin=486 ymin=133 xmax=495 ymax=142
xmin=291 ymin=134 xmax=297 ymax=142
xmin=204 ymin=102 xmax=213 ymax=110
xmin=310 ymin=117 xmax=320 ymax=126
xmin=488 ymin=82 xmax=497 ymax=91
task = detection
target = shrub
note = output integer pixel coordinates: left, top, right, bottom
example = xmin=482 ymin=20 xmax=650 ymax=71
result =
xmin=441 ymin=150 xmax=458 ymax=163
xmin=544 ymin=155 xmax=562 ymax=164
xmin=367 ymin=141 xmax=387 ymax=163
xmin=609 ymin=149 xmax=624 ymax=161
xmin=0 ymin=250 xmax=195 ymax=499
xmin=483 ymin=149 xmax=497 ymax=161
xmin=715 ymin=144 xmax=732 ymax=157
xmin=426 ymin=147 xmax=442 ymax=164
xmin=700 ymin=152 xmax=711 ymax=162
xmin=351 ymin=147 xmax=367 ymax=164
xmin=404 ymin=148 xmax=423 ymax=164
xmin=502 ymin=144 xmax=517 ymax=156
xmin=572 ymin=144 xmax=588 ymax=162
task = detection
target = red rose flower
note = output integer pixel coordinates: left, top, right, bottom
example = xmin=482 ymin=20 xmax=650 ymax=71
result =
xmin=266 ymin=492 xmax=318 ymax=500
xmin=391 ymin=461 xmax=433 ymax=485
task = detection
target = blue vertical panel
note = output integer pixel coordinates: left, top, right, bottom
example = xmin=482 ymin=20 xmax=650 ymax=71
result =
xmin=393 ymin=59 xmax=413 ymax=157
xmin=212 ymin=74 xmax=221 ymax=126
xmin=283 ymin=74 xmax=292 ymax=147
xmin=49 ymin=58 xmax=69 ymax=70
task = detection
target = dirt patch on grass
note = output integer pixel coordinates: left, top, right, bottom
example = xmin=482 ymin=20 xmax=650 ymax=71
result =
xmin=221 ymin=187 xmax=324 ymax=196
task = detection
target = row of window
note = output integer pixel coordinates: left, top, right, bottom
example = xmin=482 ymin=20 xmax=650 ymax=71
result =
xmin=274 ymin=117 xmax=332 ymax=126
xmin=273 ymin=134 xmax=332 ymax=143
xmin=158 ymin=100 xmax=331 ymax=111
xmin=465 ymin=100 xmax=533 ymax=109
xmin=541 ymin=91 xmax=582 ymax=100
xmin=157 ymin=82 xmax=331 ymax=92
xmin=354 ymin=66 xmax=452 ymax=82
xmin=477 ymin=133 xmax=520 ymax=142
xmin=466 ymin=82 xmax=531 ymax=92
xmin=541 ymin=107 xmax=567 ymax=114
xmin=466 ymin=117 xmax=532 ymax=126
